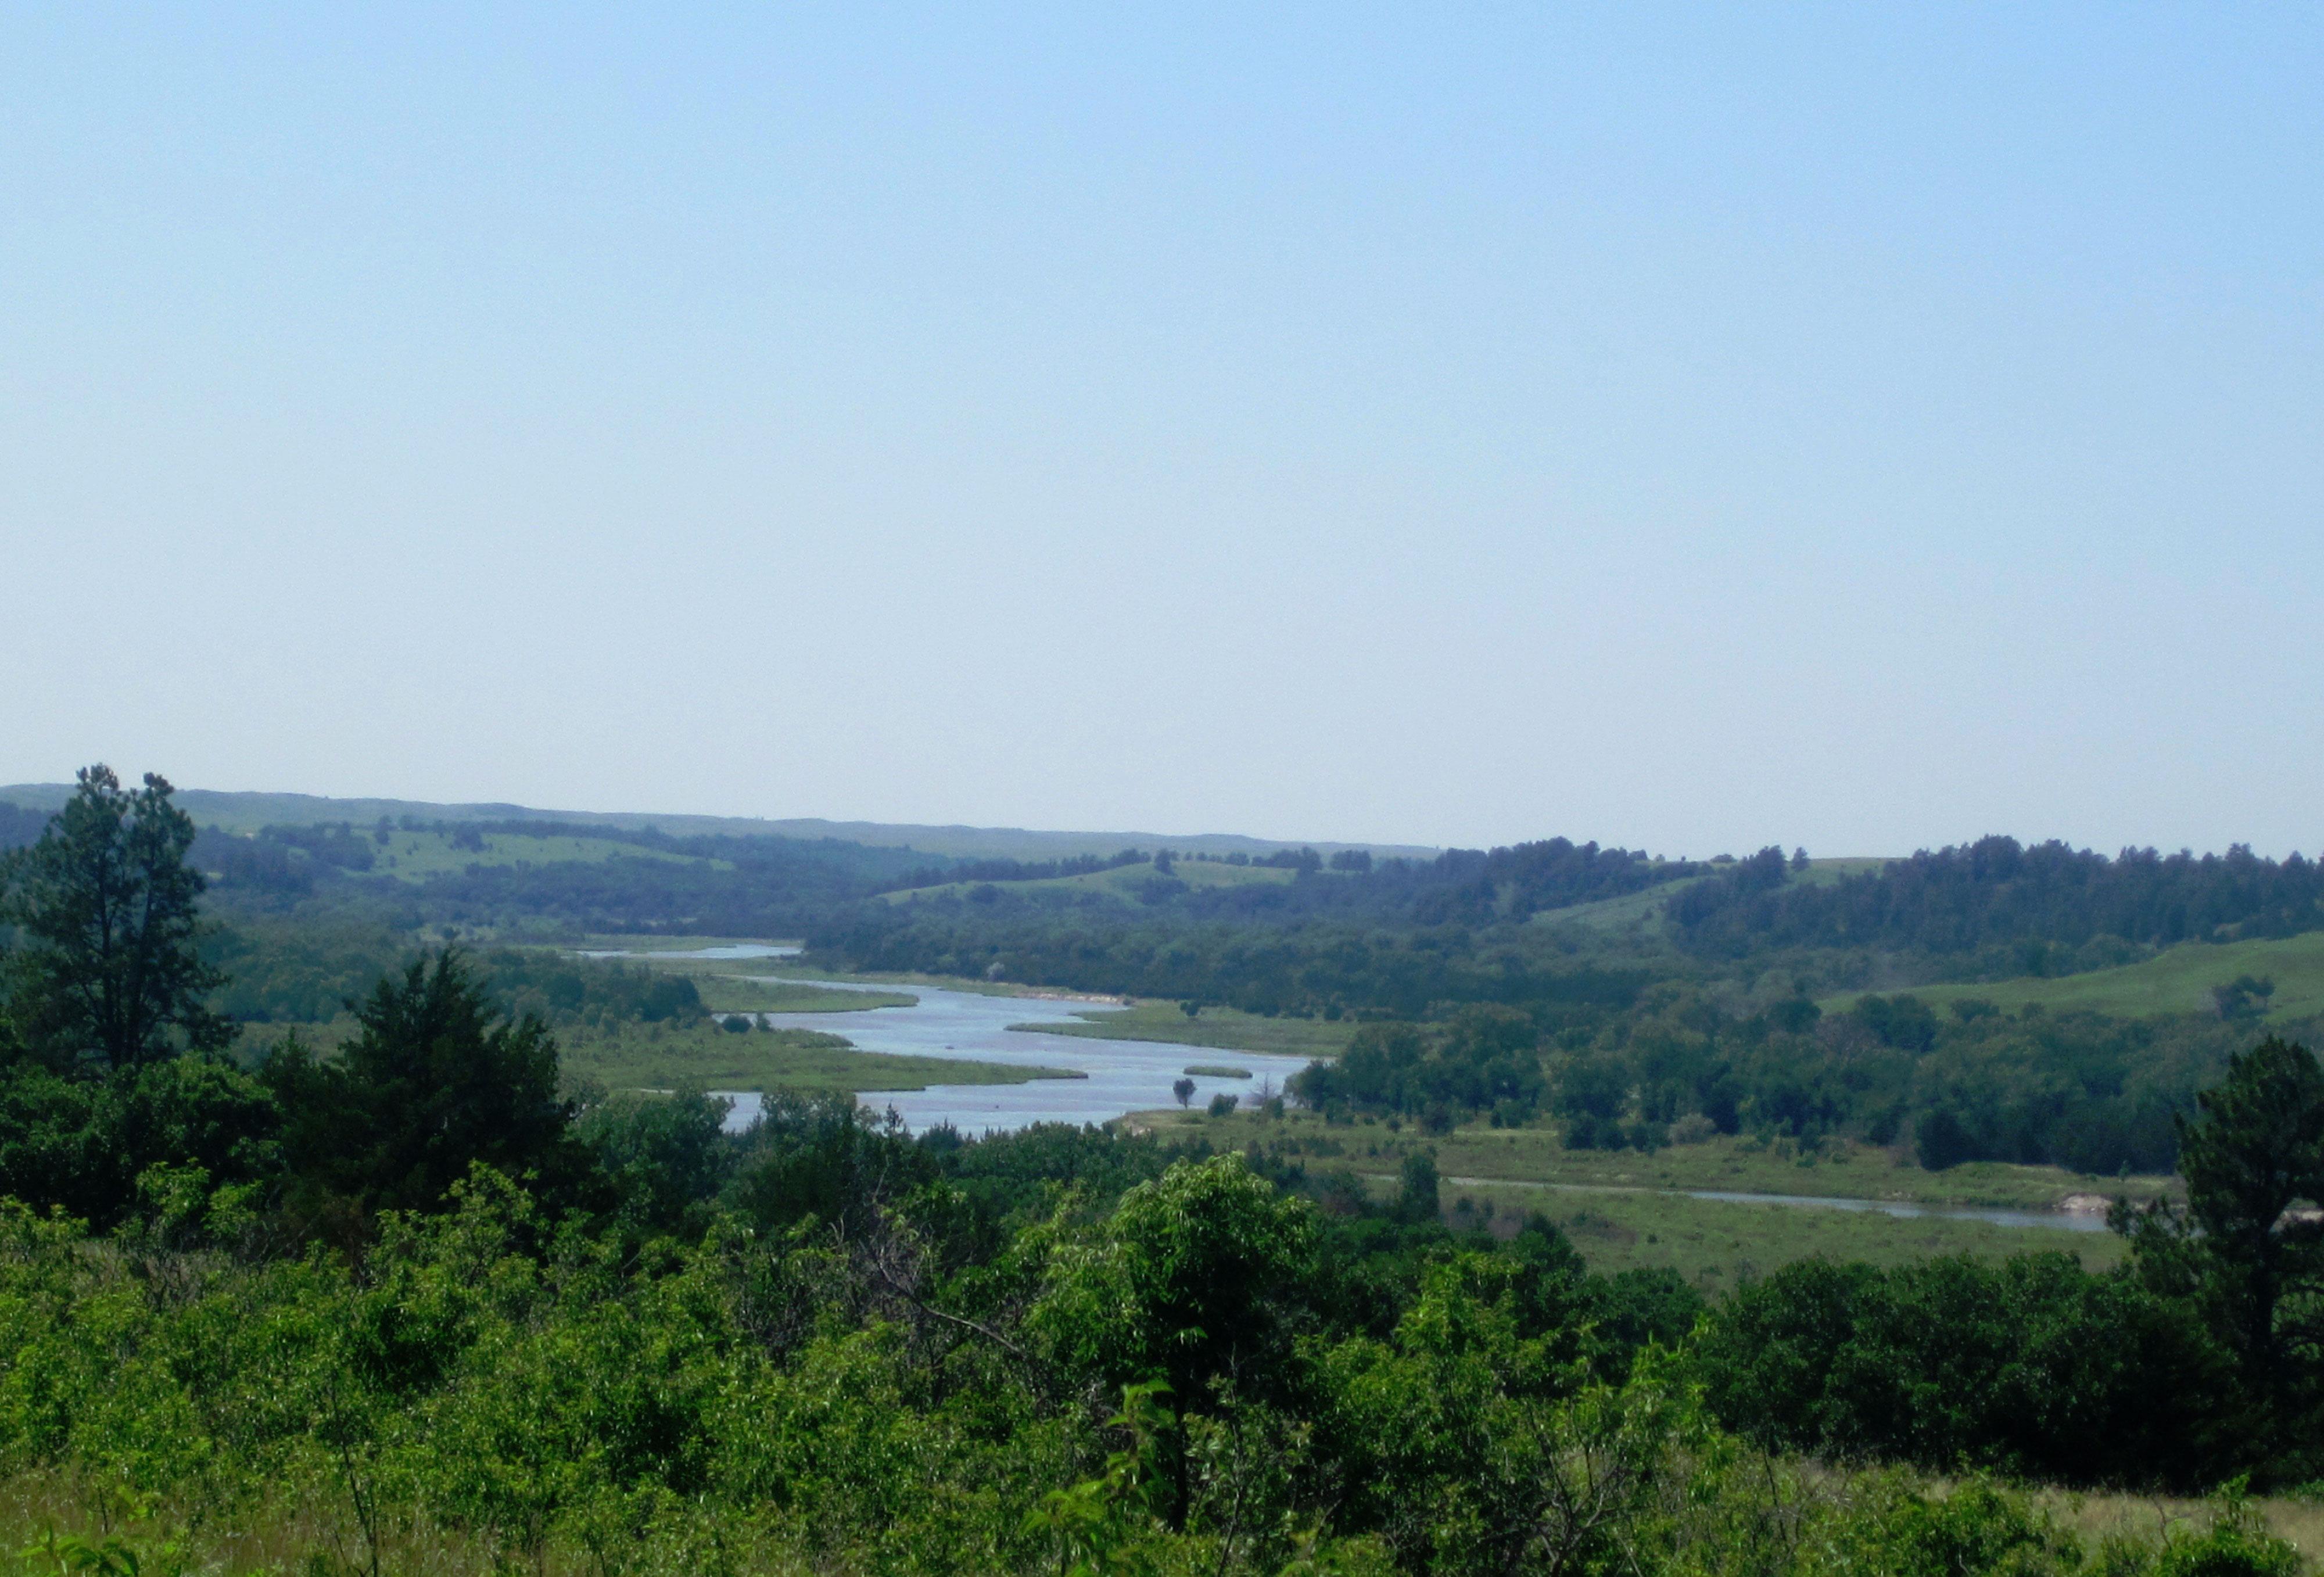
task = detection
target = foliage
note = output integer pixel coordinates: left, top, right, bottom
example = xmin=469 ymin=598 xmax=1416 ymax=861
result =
xmin=261 ymin=951 xmax=594 ymax=1236
xmin=1294 ymin=1008 xmax=1547 ymax=1128
xmin=0 ymin=768 xmax=231 ymax=1073
xmin=1670 ymin=837 xmax=2324 ymax=966
xmin=1696 ymin=1253 xmax=2229 ymax=1489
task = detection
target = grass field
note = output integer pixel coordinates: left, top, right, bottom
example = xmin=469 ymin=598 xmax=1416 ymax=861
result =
xmin=1529 ymin=858 xmax=1893 ymax=939
xmin=1141 ymin=1108 xmax=2174 ymax=1213
xmin=1012 ymin=998 xmax=1359 ymax=1058
xmin=2040 ymin=1490 xmax=2324 ymax=1567
xmin=1822 ymin=930 xmax=2324 ymax=1024
xmin=558 ymin=1020 xmax=1070 ymax=1095
xmin=693 ymin=978 xmax=917 ymax=1015
xmin=880 ymin=858 xmax=1304 ymax=906
xmin=1138 ymin=1108 xmax=2139 ymax=1290
xmin=364 ymin=831 xmax=720 ymax=884
xmin=1417 ymin=1124 xmax=2175 ymax=1212
xmin=1444 ymin=1181 xmax=2124 ymax=1292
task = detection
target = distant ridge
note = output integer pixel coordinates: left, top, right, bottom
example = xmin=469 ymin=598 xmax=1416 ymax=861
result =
xmin=0 ymin=784 xmax=1440 ymax=864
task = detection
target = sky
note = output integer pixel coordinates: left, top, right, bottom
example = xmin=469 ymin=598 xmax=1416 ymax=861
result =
xmin=3 ymin=6 xmax=2319 ymax=858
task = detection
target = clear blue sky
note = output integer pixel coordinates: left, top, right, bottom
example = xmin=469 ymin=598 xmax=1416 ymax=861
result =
xmin=3 ymin=6 xmax=2318 ymax=856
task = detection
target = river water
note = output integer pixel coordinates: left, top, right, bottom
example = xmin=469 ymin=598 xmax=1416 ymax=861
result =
xmin=723 ymin=976 xmax=1316 ymax=1135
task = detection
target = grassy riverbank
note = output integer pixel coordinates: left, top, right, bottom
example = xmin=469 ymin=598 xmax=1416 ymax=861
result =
xmin=1013 ymin=999 xmax=1358 ymax=1059
xmin=559 ymin=1020 xmax=1071 ymax=1095
xmin=693 ymin=977 xmax=917 ymax=1015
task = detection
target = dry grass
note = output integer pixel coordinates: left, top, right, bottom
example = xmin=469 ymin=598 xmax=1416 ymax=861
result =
xmin=2039 ymin=1488 xmax=2324 ymax=1567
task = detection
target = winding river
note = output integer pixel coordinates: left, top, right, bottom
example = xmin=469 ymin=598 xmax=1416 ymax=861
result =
xmin=579 ymin=947 xmax=2114 ymax=1234
xmin=726 ymin=974 xmax=1316 ymax=1135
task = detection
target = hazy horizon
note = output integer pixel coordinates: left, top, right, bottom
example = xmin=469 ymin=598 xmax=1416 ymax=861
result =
xmin=6 ymin=9 xmax=2318 ymax=856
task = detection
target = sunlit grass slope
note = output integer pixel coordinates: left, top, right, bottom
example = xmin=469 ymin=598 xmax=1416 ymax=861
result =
xmin=881 ymin=858 xmax=1302 ymax=906
xmin=1822 ymin=930 xmax=2324 ymax=1023
xmin=367 ymin=830 xmax=722 ymax=883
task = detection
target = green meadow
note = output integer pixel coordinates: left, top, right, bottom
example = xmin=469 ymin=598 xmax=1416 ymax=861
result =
xmin=558 ymin=1019 xmax=1069 ymax=1095
xmin=693 ymin=977 xmax=917 ymax=1015
xmin=1143 ymin=1106 xmax=2171 ymax=1212
xmin=880 ymin=858 xmax=1301 ymax=906
xmin=368 ymin=830 xmax=721 ymax=883
xmin=1012 ymin=997 xmax=1361 ymax=1058
xmin=1822 ymin=930 xmax=2324 ymax=1023
xmin=1141 ymin=1106 xmax=2139 ymax=1292
xmin=1443 ymin=1181 xmax=2126 ymax=1293
xmin=1529 ymin=856 xmax=1889 ymax=937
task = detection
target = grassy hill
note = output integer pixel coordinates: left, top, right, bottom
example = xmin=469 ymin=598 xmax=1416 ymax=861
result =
xmin=0 ymin=784 xmax=1434 ymax=863
xmin=1821 ymin=930 xmax=2324 ymax=1023
xmin=1529 ymin=858 xmax=1891 ymax=939
xmin=362 ymin=829 xmax=722 ymax=883
xmin=880 ymin=858 xmax=1304 ymax=906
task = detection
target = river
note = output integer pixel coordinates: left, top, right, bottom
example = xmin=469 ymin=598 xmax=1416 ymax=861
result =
xmin=723 ymin=974 xmax=1316 ymax=1135
xmin=578 ymin=947 xmax=2110 ymax=1232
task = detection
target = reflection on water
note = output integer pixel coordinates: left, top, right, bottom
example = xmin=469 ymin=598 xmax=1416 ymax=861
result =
xmin=721 ymin=977 xmax=1315 ymax=1135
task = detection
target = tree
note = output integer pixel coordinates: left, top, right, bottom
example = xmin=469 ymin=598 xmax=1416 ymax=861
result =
xmin=266 ymin=949 xmax=589 ymax=1225
xmin=1172 ymin=1077 xmax=1195 ymax=1108
xmin=1031 ymin=1152 xmax=1319 ymax=1530
xmin=0 ymin=766 xmax=229 ymax=1073
xmin=1397 ymin=1150 xmax=1440 ymax=1223
xmin=2214 ymin=975 xmax=2278 ymax=1022
xmin=2161 ymin=1037 xmax=2324 ymax=1396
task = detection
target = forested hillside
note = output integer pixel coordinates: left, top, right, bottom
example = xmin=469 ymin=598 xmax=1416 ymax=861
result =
xmin=2 ymin=768 xmax=2322 ymax=1575
xmin=1670 ymin=839 xmax=2324 ymax=969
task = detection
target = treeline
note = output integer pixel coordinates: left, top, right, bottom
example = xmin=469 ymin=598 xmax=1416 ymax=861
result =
xmin=1291 ymin=984 xmax=2265 ymax=1174
xmin=195 ymin=815 xmax=944 ymax=931
xmin=813 ymin=906 xmax=1651 ymax=1022
xmin=204 ymin=922 xmax=706 ymax=1031
xmin=1671 ymin=837 xmax=2324 ymax=967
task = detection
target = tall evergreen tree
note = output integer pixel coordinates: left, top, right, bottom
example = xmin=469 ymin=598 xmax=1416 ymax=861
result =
xmin=267 ymin=949 xmax=586 ymax=1223
xmin=2121 ymin=1035 xmax=2324 ymax=1469
xmin=2175 ymin=1036 xmax=2324 ymax=1392
xmin=0 ymin=766 xmax=228 ymax=1073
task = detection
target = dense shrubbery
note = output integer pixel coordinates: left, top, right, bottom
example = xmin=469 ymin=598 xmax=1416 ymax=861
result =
xmin=0 ymin=1169 xmax=2300 ymax=1577
xmin=1697 ymin=1253 xmax=2231 ymax=1488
